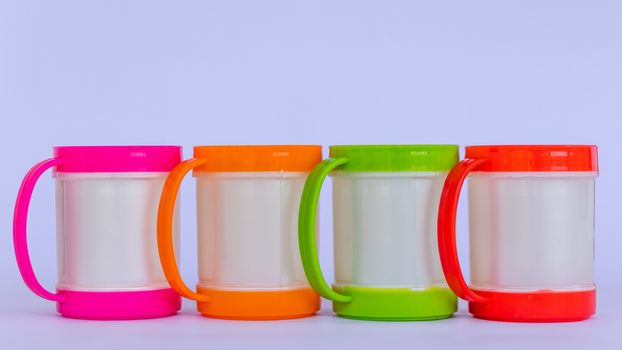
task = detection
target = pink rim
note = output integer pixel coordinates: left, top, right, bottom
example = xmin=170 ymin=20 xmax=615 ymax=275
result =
xmin=53 ymin=146 xmax=182 ymax=173
xmin=56 ymin=289 xmax=181 ymax=320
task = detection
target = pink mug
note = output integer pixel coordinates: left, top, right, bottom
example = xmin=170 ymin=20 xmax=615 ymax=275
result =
xmin=13 ymin=146 xmax=182 ymax=320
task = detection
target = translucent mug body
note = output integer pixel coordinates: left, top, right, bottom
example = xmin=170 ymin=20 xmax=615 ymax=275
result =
xmin=332 ymin=172 xmax=447 ymax=289
xmin=299 ymin=145 xmax=459 ymax=321
xmin=195 ymin=172 xmax=312 ymax=302
xmin=469 ymin=172 xmax=595 ymax=292
xmin=438 ymin=145 xmax=598 ymax=322
xmin=13 ymin=146 xmax=182 ymax=320
xmin=56 ymin=172 xmax=180 ymax=292
xmin=157 ymin=146 xmax=321 ymax=320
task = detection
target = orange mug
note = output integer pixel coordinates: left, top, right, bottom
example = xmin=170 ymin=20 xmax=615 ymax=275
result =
xmin=157 ymin=145 xmax=322 ymax=320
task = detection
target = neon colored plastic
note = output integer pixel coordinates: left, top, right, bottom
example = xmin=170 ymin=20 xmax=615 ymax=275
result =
xmin=438 ymin=145 xmax=598 ymax=322
xmin=158 ymin=158 xmax=210 ymax=302
xmin=329 ymin=145 xmax=458 ymax=172
xmin=13 ymin=147 xmax=182 ymax=319
xmin=158 ymin=146 xmax=322 ymax=320
xmin=53 ymin=146 xmax=182 ymax=173
xmin=196 ymin=287 xmax=319 ymax=320
xmin=57 ymin=289 xmax=181 ymax=320
xmin=14 ymin=157 xmax=65 ymax=302
xmin=469 ymin=289 xmax=596 ymax=322
xmin=332 ymin=286 xmax=456 ymax=321
xmin=299 ymin=158 xmax=352 ymax=303
xmin=465 ymin=145 xmax=598 ymax=172
xmin=193 ymin=145 xmax=322 ymax=172
xmin=299 ymin=145 xmax=459 ymax=321
xmin=437 ymin=158 xmax=489 ymax=303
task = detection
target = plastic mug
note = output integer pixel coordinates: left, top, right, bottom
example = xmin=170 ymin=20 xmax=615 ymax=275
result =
xmin=437 ymin=145 xmax=598 ymax=322
xmin=13 ymin=146 xmax=182 ymax=320
xmin=157 ymin=145 xmax=322 ymax=320
xmin=299 ymin=145 xmax=459 ymax=321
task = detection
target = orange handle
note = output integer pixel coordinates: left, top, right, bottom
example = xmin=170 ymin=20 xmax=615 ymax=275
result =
xmin=437 ymin=158 xmax=489 ymax=303
xmin=157 ymin=158 xmax=209 ymax=302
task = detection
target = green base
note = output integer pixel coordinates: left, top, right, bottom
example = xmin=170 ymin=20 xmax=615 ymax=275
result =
xmin=332 ymin=285 xmax=457 ymax=321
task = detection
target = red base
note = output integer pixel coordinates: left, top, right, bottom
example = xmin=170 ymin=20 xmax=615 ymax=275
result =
xmin=469 ymin=289 xmax=596 ymax=323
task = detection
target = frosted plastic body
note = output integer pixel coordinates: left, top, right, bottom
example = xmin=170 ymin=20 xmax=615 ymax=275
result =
xmin=55 ymin=172 xmax=179 ymax=291
xmin=332 ymin=172 xmax=447 ymax=289
xmin=468 ymin=172 xmax=596 ymax=292
xmin=196 ymin=172 xmax=309 ymax=290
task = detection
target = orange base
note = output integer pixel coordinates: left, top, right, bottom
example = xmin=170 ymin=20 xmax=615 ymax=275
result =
xmin=196 ymin=287 xmax=320 ymax=320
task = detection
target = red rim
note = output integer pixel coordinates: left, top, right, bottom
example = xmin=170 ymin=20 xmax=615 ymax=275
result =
xmin=465 ymin=145 xmax=598 ymax=172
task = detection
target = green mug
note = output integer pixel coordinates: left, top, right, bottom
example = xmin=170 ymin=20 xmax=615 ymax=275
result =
xmin=299 ymin=145 xmax=458 ymax=321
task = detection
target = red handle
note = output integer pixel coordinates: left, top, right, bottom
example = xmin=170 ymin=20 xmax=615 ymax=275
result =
xmin=438 ymin=158 xmax=489 ymax=303
xmin=13 ymin=157 xmax=65 ymax=302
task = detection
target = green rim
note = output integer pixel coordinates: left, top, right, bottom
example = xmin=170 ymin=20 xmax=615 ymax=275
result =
xmin=332 ymin=286 xmax=457 ymax=321
xmin=328 ymin=145 xmax=459 ymax=172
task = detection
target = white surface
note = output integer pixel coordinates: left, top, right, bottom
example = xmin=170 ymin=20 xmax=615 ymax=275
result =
xmin=54 ymin=172 xmax=179 ymax=291
xmin=1 ymin=286 xmax=620 ymax=350
xmin=332 ymin=172 xmax=446 ymax=288
xmin=469 ymin=172 xmax=596 ymax=291
xmin=196 ymin=172 xmax=309 ymax=290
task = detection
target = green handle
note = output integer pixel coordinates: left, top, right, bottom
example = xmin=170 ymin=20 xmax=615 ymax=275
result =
xmin=299 ymin=157 xmax=352 ymax=303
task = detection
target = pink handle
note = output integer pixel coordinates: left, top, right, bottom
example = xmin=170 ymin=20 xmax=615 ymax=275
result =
xmin=13 ymin=157 xmax=65 ymax=302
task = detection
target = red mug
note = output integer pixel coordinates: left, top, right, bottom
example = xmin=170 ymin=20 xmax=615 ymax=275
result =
xmin=437 ymin=145 xmax=598 ymax=322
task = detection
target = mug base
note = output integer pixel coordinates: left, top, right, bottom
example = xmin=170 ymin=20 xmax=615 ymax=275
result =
xmin=332 ymin=285 xmax=457 ymax=321
xmin=195 ymin=286 xmax=320 ymax=320
xmin=56 ymin=288 xmax=181 ymax=320
xmin=469 ymin=288 xmax=596 ymax=323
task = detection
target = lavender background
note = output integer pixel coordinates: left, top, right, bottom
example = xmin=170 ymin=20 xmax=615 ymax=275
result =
xmin=0 ymin=1 xmax=620 ymax=349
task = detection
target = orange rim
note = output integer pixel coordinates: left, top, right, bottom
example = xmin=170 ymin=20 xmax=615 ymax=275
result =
xmin=192 ymin=145 xmax=322 ymax=172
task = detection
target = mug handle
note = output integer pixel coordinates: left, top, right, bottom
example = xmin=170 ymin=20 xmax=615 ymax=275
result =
xmin=13 ymin=157 xmax=65 ymax=302
xmin=157 ymin=158 xmax=210 ymax=302
xmin=298 ymin=157 xmax=352 ymax=303
xmin=437 ymin=158 xmax=489 ymax=303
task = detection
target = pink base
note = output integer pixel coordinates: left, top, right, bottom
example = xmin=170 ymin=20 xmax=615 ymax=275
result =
xmin=56 ymin=288 xmax=181 ymax=320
